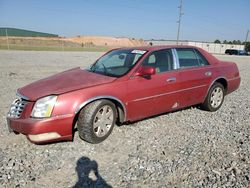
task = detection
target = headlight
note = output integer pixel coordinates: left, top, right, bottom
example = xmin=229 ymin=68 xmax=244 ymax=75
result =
xmin=31 ymin=96 xmax=57 ymax=118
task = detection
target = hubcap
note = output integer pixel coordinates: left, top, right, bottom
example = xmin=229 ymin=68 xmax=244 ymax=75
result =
xmin=93 ymin=105 xmax=114 ymax=137
xmin=210 ymin=87 xmax=223 ymax=108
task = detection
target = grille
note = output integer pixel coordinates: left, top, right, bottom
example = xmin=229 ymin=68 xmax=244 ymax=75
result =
xmin=8 ymin=98 xmax=28 ymax=118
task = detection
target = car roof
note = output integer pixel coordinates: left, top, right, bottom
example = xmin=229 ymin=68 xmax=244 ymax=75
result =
xmin=119 ymin=45 xmax=200 ymax=52
xmin=113 ymin=44 xmax=220 ymax=66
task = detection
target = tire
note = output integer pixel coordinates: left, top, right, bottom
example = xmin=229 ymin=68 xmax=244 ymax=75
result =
xmin=77 ymin=100 xmax=117 ymax=144
xmin=202 ymin=82 xmax=225 ymax=111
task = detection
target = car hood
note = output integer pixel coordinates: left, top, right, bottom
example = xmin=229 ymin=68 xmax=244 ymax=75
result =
xmin=18 ymin=67 xmax=116 ymax=101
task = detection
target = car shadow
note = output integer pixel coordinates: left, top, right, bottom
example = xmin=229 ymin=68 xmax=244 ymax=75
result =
xmin=73 ymin=156 xmax=112 ymax=188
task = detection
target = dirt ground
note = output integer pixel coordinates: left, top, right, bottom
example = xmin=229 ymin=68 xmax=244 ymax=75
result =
xmin=0 ymin=50 xmax=249 ymax=187
xmin=66 ymin=36 xmax=146 ymax=46
xmin=0 ymin=36 xmax=146 ymax=50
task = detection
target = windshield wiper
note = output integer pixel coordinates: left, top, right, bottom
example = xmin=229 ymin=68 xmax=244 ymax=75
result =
xmin=90 ymin=64 xmax=96 ymax=72
xmin=89 ymin=63 xmax=110 ymax=76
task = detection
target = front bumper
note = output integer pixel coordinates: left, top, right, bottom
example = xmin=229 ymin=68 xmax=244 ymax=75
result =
xmin=7 ymin=114 xmax=74 ymax=144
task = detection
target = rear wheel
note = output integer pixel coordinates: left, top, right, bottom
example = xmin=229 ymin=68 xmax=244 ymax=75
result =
xmin=202 ymin=82 xmax=225 ymax=111
xmin=77 ymin=100 xmax=117 ymax=144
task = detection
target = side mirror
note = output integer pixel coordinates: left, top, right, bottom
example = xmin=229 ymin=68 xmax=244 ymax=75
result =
xmin=135 ymin=66 xmax=156 ymax=77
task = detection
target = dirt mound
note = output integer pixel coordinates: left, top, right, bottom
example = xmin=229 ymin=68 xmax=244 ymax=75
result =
xmin=65 ymin=36 xmax=146 ymax=47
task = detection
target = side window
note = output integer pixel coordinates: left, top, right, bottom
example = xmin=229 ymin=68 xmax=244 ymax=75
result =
xmin=194 ymin=49 xmax=209 ymax=66
xmin=132 ymin=54 xmax=142 ymax=65
xmin=176 ymin=49 xmax=199 ymax=68
xmin=148 ymin=54 xmax=156 ymax=64
xmin=142 ymin=49 xmax=174 ymax=73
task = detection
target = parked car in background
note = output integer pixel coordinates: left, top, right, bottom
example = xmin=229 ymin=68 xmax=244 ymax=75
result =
xmin=225 ymin=49 xmax=248 ymax=55
xmin=7 ymin=46 xmax=241 ymax=144
xmin=239 ymin=50 xmax=249 ymax=55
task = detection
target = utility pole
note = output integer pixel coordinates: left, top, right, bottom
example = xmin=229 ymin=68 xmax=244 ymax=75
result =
xmin=5 ymin=28 xmax=10 ymax=50
xmin=61 ymin=38 xmax=64 ymax=51
xmin=244 ymin=29 xmax=249 ymax=51
xmin=176 ymin=0 xmax=184 ymax=45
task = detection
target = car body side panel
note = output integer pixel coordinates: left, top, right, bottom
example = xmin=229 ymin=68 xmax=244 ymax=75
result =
xmin=201 ymin=62 xmax=240 ymax=101
xmin=177 ymin=66 xmax=213 ymax=107
xmin=52 ymin=80 xmax=128 ymax=119
xmin=126 ymin=71 xmax=181 ymax=121
xmin=215 ymin=62 xmax=240 ymax=94
xmin=227 ymin=77 xmax=241 ymax=94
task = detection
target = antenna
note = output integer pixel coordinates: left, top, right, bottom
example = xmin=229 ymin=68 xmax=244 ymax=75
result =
xmin=176 ymin=0 xmax=184 ymax=45
xmin=244 ymin=29 xmax=249 ymax=51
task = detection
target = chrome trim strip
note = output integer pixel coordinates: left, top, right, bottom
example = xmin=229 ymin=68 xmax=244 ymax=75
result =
xmin=48 ymin=114 xmax=74 ymax=120
xmin=193 ymin=48 xmax=202 ymax=66
xmin=75 ymin=96 xmax=127 ymax=122
xmin=171 ymin=49 xmax=178 ymax=70
xmin=132 ymin=84 xmax=207 ymax=102
xmin=227 ymin=76 xmax=240 ymax=81
xmin=7 ymin=98 xmax=28 ymax=118
xmin=16 ymin=92 xmax=29 ymax=101
xmin=172 ymin=49 xmax=180 ymax=69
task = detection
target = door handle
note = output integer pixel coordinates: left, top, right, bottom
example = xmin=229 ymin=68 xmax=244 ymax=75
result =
xmin=166 ymin=77 xmax=176 ymax=82
xmin=205 ymin=71 xmax=212 ymax=76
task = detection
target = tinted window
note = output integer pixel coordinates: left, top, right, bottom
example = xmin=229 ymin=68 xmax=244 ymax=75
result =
xmin=225 ymin=49 xmax=239 ymax=55
xmin=176 ymin=49 xmax=199 ymax=68
xmin=142 ymin=49 xmax=174 ymax=73
xmin=194 ymin=49 xmax=209 ymax=66
xmin=239 ymin=50 xmax=247 ymax=55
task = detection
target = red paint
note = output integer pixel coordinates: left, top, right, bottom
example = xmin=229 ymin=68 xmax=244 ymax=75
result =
xmin=135 ymin=66 xmax=156 ymax=77
xmin=18 ymin=68 xmax=116 ymax=101
xmin=7 ymin=46 xmax=241 ymax=144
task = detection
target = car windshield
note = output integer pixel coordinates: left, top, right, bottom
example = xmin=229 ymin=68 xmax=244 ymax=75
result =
xmin=89 ymin=49 xmax=147 ymax=77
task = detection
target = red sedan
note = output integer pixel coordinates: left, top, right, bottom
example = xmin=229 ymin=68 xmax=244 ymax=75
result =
xmin=7 ymin=46 xmax=240 ymax=144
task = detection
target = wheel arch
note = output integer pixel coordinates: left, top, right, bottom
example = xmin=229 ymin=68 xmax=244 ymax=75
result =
xmin=204 ymin=77 xmax=228 ymax=102
xmin=214 ymin=77 xmax=228 ymax=93
xmin=75 ymin=96 xmax=126 ymax=124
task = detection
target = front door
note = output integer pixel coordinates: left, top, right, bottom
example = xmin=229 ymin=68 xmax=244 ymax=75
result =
xmin=126 ymin=49 xmax=181 ymax=121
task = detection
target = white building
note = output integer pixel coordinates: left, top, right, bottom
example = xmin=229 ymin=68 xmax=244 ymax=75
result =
xmin=146 ymin=40 xmax=244 ymax=54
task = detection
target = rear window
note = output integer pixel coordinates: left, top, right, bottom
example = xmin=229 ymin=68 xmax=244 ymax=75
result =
xmin=194 ymin=49 xmax=209 ymax=66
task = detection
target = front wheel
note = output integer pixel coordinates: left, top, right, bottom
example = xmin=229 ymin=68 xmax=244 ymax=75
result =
xmin=202 ymin=82 xmax=225 ymax=111
xmin=77 ymin=100 xmax=117 ymax=144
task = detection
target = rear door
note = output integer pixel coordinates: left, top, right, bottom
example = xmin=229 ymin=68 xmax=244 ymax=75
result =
xmin=175 ymin=48 xmax=214 ymax=107
xmin=126 ymin=49 xmax=181 ymax=121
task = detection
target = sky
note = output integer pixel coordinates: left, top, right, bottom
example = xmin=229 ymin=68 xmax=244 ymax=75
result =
xmin=0 ymin=0 xmax=249 ymax=42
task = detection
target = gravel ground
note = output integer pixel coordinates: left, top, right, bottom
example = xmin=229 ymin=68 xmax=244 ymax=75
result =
xmin=0 ymin=50 xmax=249 ymax=187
